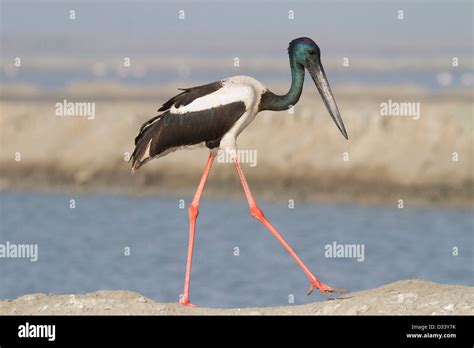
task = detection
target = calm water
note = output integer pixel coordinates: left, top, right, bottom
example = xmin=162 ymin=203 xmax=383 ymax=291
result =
xmin=0 ymin=191 xmax=472 ymax=308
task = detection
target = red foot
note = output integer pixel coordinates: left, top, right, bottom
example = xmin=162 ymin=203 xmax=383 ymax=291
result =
xmin=307 ymin=282 xmax=348 ymax=296
xmin=180 ymin=298 xmax=197 ymax=307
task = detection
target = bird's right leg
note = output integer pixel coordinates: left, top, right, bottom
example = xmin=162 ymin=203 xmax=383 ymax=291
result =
xmin=180 ymin=153 xmax=215 ymax=307
xmin=232 ymin=157 xmax=347 ymax=296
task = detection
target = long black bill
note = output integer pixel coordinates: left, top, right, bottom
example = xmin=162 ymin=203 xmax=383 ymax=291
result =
xmin=308 ymin=61 xmax=348 ymax=139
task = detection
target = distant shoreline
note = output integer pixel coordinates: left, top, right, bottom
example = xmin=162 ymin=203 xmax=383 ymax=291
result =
xmin=1 ymin=85 xmax=472 ymax=208
xmin=1 ymin=165 xmax=472 ymax=208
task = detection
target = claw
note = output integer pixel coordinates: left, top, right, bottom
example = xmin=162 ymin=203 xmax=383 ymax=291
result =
xmin=307 ymin=283 xmax=348 ymax=296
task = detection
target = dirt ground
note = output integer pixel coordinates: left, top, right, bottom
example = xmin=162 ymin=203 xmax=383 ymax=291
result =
xmin=1 ymin=280 xmax=472 ymax=315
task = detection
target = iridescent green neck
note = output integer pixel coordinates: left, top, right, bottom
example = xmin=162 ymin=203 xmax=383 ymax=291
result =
xmin=259 ymin=58 xmax=305 ymax=111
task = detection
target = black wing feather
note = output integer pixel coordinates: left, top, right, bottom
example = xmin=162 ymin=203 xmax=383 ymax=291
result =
xmin=134 ymin=114 xmax=162 ymax=145
xmin=158 ymin=81 xmax=223 ymax=112
xmin=131 ymin=101 xmax=246 ymax=172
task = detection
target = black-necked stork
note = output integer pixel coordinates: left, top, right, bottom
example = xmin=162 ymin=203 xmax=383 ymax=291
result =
xmin=131 ymin=37 xmax=348 ymax=306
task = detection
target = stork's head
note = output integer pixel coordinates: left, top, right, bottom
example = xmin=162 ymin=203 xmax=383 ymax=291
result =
xmin=289 ymin=37 xmax=348 ymax=140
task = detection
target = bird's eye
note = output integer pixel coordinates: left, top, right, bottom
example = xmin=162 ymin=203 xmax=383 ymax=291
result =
xmin=308 ymin=50 xmax=315 ymax=55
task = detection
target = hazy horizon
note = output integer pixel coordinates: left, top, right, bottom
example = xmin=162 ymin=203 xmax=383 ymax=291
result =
xmin=1 ymin=1 xmax=472 ymax=58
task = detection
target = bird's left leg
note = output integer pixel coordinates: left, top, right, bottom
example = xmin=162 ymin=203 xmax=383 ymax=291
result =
xmin=180 ymin=153 xmax=215 ymax=307
xmin=232 ymin=157 xmax=347 ymax=295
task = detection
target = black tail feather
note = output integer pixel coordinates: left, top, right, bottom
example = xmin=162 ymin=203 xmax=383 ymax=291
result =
xmin=130 ymin=115 xmax=164 ymax=173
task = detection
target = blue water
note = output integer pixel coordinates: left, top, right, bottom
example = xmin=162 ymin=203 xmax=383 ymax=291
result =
xmin=0 ymin=191 xmax=472 ymax=308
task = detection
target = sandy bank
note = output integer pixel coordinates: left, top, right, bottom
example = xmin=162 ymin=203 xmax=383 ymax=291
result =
xmin=0 ymin=280 xmax=472 ymax=315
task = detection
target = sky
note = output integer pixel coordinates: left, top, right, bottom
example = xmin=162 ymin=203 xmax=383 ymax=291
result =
xmin=1 ymin=0 xmax=473 ymax=58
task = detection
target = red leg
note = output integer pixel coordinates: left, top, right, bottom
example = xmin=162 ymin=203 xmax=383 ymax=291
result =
xmin=233 ymin=157 xmax=347 ymax=295
xmin=180 ymin=154 xmax=215 ymax=306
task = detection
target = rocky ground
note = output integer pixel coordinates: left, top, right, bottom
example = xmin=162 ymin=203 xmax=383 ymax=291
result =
xmin=1 ymin=280 xmax=472 ymax=315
